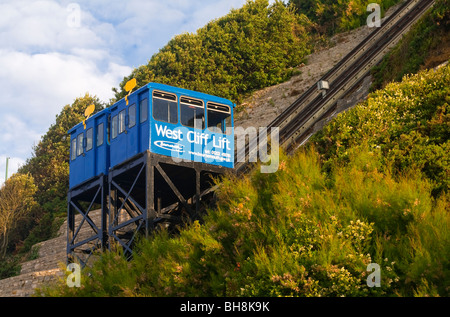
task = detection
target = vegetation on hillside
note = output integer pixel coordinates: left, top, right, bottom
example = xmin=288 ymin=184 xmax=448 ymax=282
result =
xmin=0 ymin=174 xmax=37 ymax=279
xmin=40 ymin=63 xmax=449 ymax=297
xmin=372 ymin=0 xmax=450 ymax=89
xmin=289 ymin=0 xmax=401 ymax=34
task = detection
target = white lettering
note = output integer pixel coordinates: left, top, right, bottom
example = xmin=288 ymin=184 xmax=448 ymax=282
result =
xmin=187 ymin=131 xmax=209 ymax=145
xmin=367 ymin=263 xmax=381 ymax=287
xmin=67 ymin=3 xmax=81 ymax=28
xmin=66 ymin=263 xmax=81 ymax=287
xmin=367 ymin=3 xmax=381 ymax=28
xmin=155 ymin=124 xmax=183 ymax=140
xmin=180 ymin=301 xmax=214 ymax=314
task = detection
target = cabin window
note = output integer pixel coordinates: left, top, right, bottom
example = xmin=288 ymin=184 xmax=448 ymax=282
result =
xmin=129 ymin=104 xmax=136 ymax=128
xmin=207 ymin=103 xmax=231 ymax=134
xmin=71 ymin=138 xmax=77 ymax=160
xmin=77 ymin=133 xmax=84 ymax=156
xmin=180 ymin=97 xmax=204 ymax=129
xmin=140 ymin=98 xmax=148 ymax=123
xmin=153 ymin=91 xmax=177 ymax=124
xmin=86 ymin=128 xmax=93 ymax=151
xmin=119 ymin=109 xmax=126 ymax=134
xmin=97 ymin=123 xmax=104 ymax=146
xmin=111 ymin=115 xmax=118 ymax=139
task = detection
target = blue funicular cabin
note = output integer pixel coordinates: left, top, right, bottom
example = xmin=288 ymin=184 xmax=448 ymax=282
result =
xmin=108 ymin=82 xmax=235 ymax=170
xmin=68 ymin=107 xmax=110 ymax=189
xmin=67 ymin=82 xmax=235 ymax=260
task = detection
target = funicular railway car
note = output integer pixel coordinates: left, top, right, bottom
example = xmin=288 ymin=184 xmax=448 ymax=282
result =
xmin=67 ymin=82 xmax=235 ymax=263
xmin=108 ymin=82 xmax=235 ymax=170
xmin=68 ymin=107 xmax=110 ymax=189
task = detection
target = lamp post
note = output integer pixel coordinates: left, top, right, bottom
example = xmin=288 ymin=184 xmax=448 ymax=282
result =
xmin=5 ymin=157 xmax=9 ymax=181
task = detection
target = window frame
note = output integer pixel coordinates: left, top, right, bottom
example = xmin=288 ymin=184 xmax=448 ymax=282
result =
xmin=97 ymin=122 xmax=104 ymax=147
xmin=76 ymin=133 xmax=84 ymax=157
xmin=207 ymin=102 xmax=231 ymax=135
xmin=128 ymin=103 xmax=136 ymax=128
xmin=118 ymin=109 xmax=126 ymax=134
xmin=86 ymin=127 xmax=93 ymax=151
xmin=152 ymin=90 xmax=178 ymax=124
xmin=180 ymin=96 xmax=205 ymax=130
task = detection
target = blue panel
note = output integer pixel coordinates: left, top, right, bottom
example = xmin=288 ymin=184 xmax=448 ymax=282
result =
xmin=149 ymin=122 xmax=234 ymax=168
xmin=108 ymin=82 xmax=235 ymax=169
xmin=68 ymin=107 xmax=110 ymax=189
xmin=109 ymin=85 xmax=153 ymax=168
xmin=147 ymin=83 xmax=235 ymax=168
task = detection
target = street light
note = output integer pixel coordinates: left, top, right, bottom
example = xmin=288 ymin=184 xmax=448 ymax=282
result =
xmin=5 ymin=157 xmax=10 ymax=181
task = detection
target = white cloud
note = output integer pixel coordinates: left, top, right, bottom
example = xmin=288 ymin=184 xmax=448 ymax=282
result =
xmin=0 ymin=113 xmax=42 ymax=157
xmin=0 ymin=1 xmax=103 ymax=53
xmin=0 ymin=0 xmax=132 ymax=165
xmin=73 ymin=0 xmax=249 ymax=66
xmin=0 ymin=49 xmax=131 ymax=130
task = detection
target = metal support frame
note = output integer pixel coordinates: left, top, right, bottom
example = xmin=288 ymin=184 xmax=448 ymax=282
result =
xmin=108 ymin=150 xmax=227 ymax=258
xmin=67 ymin=174 xmax=108 ymax=267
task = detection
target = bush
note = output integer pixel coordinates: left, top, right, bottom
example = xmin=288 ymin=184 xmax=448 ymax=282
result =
xmin=289 ymin=0 xmax=402 ymax=34
xmin=371 ymin=0 xmax=450 ymax=89
xmin=313 ymin=64 xmax=450 ymax=196
xmin=42 ymin=145 xmax=448 ymax=297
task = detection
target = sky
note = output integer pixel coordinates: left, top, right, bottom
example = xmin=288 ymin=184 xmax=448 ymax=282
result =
xmin=0 ymin=0 xmax=252 ymax=186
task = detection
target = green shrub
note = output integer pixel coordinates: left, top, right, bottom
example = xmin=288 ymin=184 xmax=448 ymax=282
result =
xmin=313 ymin=64 xmax=450 ymax=196
xmin=371 ymin=0 xmax=450 ymax=90
xmin=289 ymin=0 xmax=402 ymax=34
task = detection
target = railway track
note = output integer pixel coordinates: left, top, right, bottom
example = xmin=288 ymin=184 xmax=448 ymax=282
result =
xmin=234 ymin=0 xmax=435 ymax=175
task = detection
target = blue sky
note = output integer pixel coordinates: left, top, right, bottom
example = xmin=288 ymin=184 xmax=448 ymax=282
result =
xmin=0 ymin=0 xmax=252 ymax=185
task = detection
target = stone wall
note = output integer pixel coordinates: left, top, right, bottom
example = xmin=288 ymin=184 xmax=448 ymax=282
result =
xmin=0 ymin=209 xmax=102 ymax=297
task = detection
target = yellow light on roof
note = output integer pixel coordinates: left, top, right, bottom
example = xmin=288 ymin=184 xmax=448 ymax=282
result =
xmin=82 ymin=104 xmax=95 ymax=129
xmin=124 ymin=78 xmax=137 ymax=106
